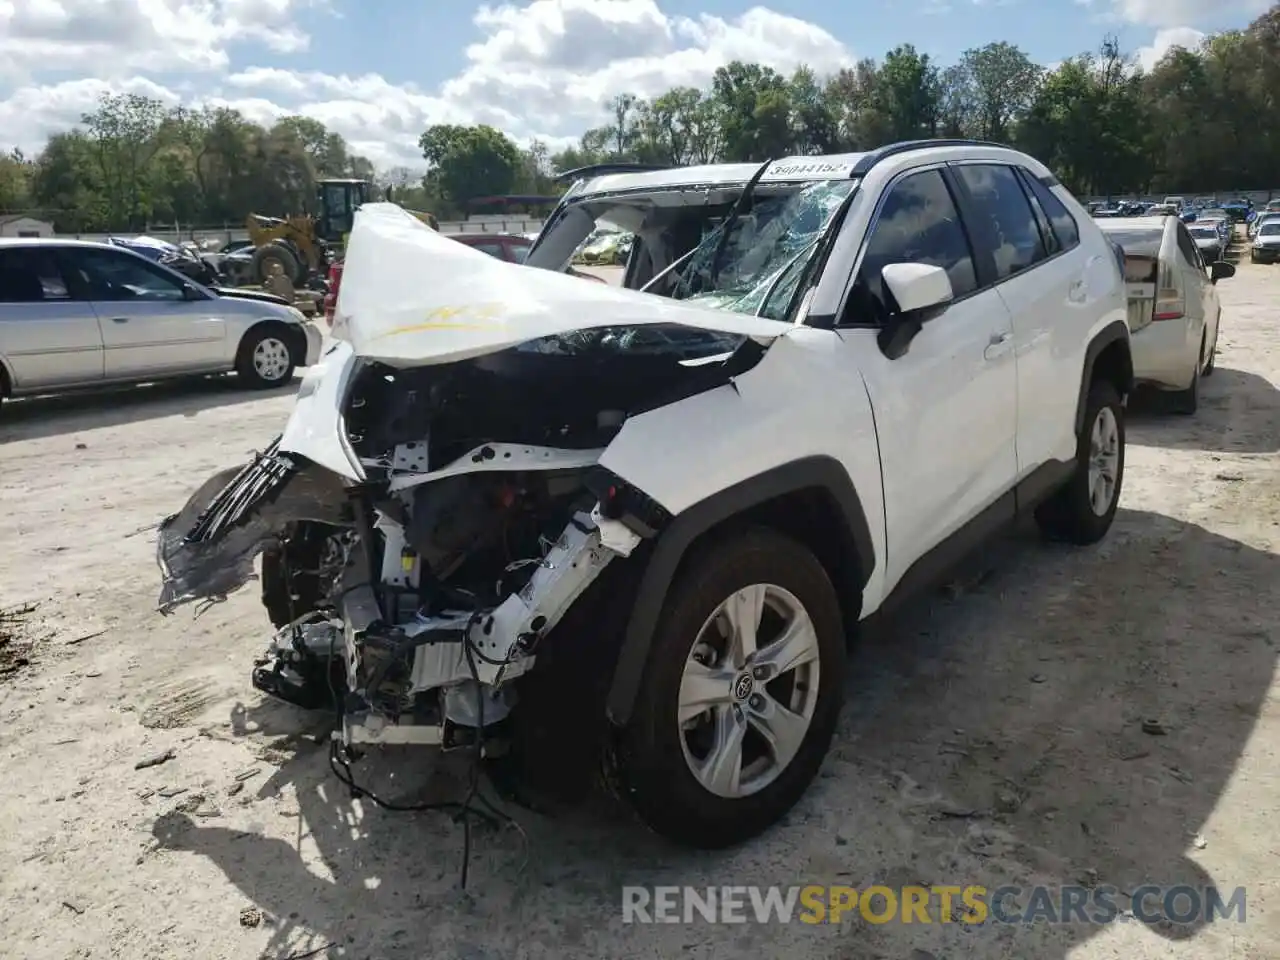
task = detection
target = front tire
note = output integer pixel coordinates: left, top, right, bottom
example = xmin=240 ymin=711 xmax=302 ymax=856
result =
xmin=252 ymin=242 xmax=301 ymax=286
xmin=236 ymin=325 xmax=296 ymax=389
xmin=1035 ymin=379 xmax=1125 ymax=545
xmin=617 ymin=527 xmax=846 ymax=848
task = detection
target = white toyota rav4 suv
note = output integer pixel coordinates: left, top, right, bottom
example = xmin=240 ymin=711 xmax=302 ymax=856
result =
xmin=156 ymin=140 xmax=1133 ymax=849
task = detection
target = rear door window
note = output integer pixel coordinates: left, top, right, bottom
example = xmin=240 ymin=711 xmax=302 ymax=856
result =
xmin=1175 ymin=224 xmax=1205 ymax=273
xmin=953 ymin=164 xmax=1047 ymax=280
xmin=1018 ymin=171 xmax=1080 ymax=251
xmin=63 ymin=248 xmax=188 ymax=301
xmin=0 ymin=247 xmax=73 ymax=302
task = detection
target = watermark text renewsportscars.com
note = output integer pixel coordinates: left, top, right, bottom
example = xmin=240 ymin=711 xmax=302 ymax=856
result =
xmin=621 ymin=885 xmax=1247 ymax=925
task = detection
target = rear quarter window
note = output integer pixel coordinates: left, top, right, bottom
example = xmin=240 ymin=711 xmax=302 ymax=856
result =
xmin=1018 ymin=170 xmax=1080 ymax=250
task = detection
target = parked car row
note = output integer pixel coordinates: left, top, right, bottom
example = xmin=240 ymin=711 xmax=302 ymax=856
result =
xmin=1089 ymin=195 xmax=1272 ymax=225
xmin=1247 ymin=209 xmax=1280 ymax=241
xmin=1250 ymin=220 xmax=1280 ymax=263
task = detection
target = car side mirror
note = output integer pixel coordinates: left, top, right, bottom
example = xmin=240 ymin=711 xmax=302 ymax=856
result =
xmin=1210 ymin=261 xmax=1235 ymax=283
xmin=876 ymin=262 xmax=954 ymax=360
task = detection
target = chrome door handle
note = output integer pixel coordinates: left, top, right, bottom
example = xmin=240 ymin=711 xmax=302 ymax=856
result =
xmin=984 ymin=331 xmax=1012 ymax=361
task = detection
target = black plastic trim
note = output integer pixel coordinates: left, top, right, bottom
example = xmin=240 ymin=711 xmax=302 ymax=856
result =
xmin=860 ymin=458 xmax=1074 ymax=631
xmin=604 ymin=456 xmax=875 ymax=724
xmin=850 ymin=139 xmax=1010 ymax=177
xmin=940 ymin=164 xmax=999 ymax=289
xmin=1075 ymin=320 xmax=1132 ymax=433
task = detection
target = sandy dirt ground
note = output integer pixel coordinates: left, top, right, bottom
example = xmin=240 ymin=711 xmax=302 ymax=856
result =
xmin=1 ymin=255 xmax=1277 ymax=960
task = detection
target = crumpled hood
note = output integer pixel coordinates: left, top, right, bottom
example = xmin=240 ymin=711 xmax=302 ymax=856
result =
xmin=332 ymin=202 xmax=797 ymax=365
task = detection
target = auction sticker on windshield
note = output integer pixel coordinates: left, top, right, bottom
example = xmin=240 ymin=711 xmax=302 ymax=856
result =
xmin=761 ymin=155 xmax=864 ymax=181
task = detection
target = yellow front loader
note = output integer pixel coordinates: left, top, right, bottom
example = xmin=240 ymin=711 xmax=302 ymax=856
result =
xmin=243 ymin=179 xmax=439 ymax=286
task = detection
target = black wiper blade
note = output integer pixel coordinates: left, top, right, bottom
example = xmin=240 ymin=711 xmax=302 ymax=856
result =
xmin=707 ymin=158 xmax=773 ymax=285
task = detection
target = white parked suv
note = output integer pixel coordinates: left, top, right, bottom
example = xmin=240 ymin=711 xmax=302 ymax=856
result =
xmin=156 ymin=140 xmax=1133 ymax=849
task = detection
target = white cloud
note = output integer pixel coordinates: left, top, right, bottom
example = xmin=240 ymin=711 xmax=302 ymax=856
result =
xmin=0 ymin=76 xmax=181 ymax=152
xmin=1134 ymin=26 xmax=1207 ymax=69
xmin=1079 ymin=0 xmax=1269 ymax=27
xmin=0 ymin=0 xmax=854 ymax=169
xmin=0 ymin=0 xmax=1259 ymax=173
xmin=0 ymin=0 xmax=321 ymax=79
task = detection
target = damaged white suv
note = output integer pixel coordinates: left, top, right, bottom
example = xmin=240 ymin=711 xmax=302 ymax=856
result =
xmin=157 ymin=140 xmax=1134 ymax=848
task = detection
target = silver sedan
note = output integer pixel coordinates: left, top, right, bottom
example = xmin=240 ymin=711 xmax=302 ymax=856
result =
xmin=0 ymin=238 xmax=322 ymax=404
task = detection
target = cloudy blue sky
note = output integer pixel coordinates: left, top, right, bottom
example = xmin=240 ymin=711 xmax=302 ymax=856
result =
xmin=0 ymin=0 xmax=1270 ymax=169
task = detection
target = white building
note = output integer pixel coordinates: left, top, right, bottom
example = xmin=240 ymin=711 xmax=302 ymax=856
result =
xmin=0 ymin=215 xmax=54 ymax=238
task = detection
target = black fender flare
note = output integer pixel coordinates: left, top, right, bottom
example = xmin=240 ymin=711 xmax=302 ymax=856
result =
xmin=604 ymin=455 xmax=875 ymax=725
xmin=1075 ymin=320 xmax=1133 ymax=434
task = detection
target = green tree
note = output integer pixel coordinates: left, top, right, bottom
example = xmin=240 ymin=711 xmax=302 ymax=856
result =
xmin=418 ymin=124 xmax=522 ymax=211
xmin=711 ymin=61 xmax=790 ymax=160
xmin=955 ymin=41 xmax=1043 ymax=141
xmin=31 ymin=132 xmax=104 ymax=230
xmin=81 ymin=92 xmax=167 ymax=228
xmin=0 ymin=150 xmax=32 ymax=212
xmin=877 ymin=45 xmax=942 ymax=141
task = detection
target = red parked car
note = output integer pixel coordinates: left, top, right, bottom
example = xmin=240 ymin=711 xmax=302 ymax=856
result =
xmin=323 ymin=231 xmax=600 ymax=322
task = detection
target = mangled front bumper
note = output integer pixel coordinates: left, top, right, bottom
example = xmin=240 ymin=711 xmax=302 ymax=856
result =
xmin=156 ymin=439 xmax=349 ymax=613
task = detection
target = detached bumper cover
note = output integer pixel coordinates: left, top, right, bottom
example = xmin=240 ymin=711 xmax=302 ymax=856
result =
xmin=156 ymin=438 xmax=349 ymax=614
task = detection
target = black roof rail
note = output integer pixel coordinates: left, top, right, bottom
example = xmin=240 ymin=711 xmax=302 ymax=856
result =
xmin=850 ymin=139 xmax=1012 ymax=176
xmin=552 ymin=162 xmax=672 ymax=183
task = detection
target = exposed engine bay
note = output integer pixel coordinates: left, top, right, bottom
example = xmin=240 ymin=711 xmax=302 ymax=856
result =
xmin=155 ymin=321 xmax=764 ymax=764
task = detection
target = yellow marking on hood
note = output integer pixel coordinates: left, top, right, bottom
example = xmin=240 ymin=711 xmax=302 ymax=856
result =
xmin=370 ymin=321 xmax=492 ymax=338
xmin=369 ymin=302 xmax=505 ymax=339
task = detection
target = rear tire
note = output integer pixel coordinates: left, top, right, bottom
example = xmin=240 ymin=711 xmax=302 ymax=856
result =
xmin=1035 ymin=379 xmax=1125 ymax=545
xmin=617 ymin=527 xmax=846 ymax=848
xmin=236 ymin=325 xmax=296 ymax=389
xmin=1170 ymin=336 xmax=1203 ymax=415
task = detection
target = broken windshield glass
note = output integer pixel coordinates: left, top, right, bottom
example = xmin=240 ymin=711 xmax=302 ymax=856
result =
xmin=675 ymin=179 xmax=857 ymax=320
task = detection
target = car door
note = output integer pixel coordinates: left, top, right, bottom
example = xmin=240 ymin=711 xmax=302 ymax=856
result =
xmin=0 ymin=245 xmax=103 ymax=389
xmin=836 ymin=166 xmax=1018 ymax=590
xmin=1174 ymin=222 xmax=1214 ymax=366
xmin=948 ymin=162 xmax=1090 ymax=477
xmin=61 ymin=246 xmax=227 ymax=379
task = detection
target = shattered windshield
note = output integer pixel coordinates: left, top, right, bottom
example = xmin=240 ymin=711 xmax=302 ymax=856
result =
xmin=673 ymin=179 xmax=856 ymax=320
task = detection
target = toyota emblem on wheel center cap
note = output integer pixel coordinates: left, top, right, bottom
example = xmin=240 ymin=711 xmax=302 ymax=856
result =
xmin=733 ymin=673 xmax=754 ymax=701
